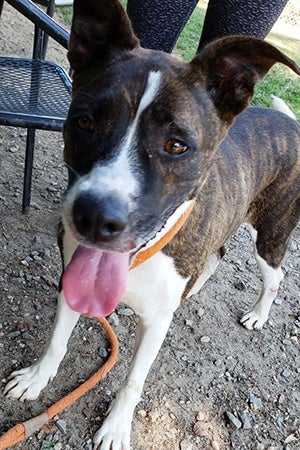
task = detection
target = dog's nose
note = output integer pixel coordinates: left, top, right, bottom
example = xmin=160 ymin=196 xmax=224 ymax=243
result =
xmin=72 ymin=193 xmax=128 ymax=243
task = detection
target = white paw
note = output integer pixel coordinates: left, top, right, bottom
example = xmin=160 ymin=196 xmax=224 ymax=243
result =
xmin=93 ymin=414 xmax=131 ymax=450
xmin=240 ymin=309 xmax=267 ymax=330
xmin=4 ymin=359 xmax=57 ymax=401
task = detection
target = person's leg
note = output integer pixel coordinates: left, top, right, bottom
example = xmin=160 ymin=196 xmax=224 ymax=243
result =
xmin=126 ymin=0 xmax=198 ymax=52
xmin=198 ymin=0 xmax=289 ymax=50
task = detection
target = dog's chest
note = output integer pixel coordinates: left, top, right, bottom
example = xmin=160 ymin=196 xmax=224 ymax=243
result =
xmin=123 ymin=251 xmax=188 ymax=317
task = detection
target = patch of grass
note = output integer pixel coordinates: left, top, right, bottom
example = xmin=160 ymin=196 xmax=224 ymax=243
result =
xmin=174 ymin=5 xmax=205 ymax=61
xmin=59 ymin=2 xmax=300 ymax=119
xmin=252 ymin=66 xmax=299 ymax=117
xmin=59 ymin=6 xmax=73 ymax=24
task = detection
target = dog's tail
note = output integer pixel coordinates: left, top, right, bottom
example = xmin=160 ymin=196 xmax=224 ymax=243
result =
xmin=271 ymin=95 xmax=297 ymax=121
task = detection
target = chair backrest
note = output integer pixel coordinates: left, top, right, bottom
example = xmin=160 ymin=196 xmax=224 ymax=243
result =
xmin=5 ymin=0 xmax=69 ymax=49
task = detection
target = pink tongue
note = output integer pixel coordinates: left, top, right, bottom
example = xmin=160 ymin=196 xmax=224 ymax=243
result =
xmin=62 ymin=246 xmax=130 ymax=317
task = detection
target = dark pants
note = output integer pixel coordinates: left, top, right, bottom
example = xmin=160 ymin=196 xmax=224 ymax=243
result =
xmin=126 ymin=0 xmax=289 ymax=53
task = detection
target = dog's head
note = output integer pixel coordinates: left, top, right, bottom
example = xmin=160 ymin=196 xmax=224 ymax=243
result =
xmin=61 ymin=0 xmax=299 ymax=316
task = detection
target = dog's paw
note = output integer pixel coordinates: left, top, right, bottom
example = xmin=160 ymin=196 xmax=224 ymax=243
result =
xmin=4 ymin=360 xmax=57 ymax=401
xmin=93 ymin=415 xmax=131 ymax=450
xmin=240 ymin=309 xmax=267 ymax=330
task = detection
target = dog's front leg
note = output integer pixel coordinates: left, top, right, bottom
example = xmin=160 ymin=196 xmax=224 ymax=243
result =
xmin=94 ymin=314 xmax=174 ymax=450
xmin=4 ymin=228 xmax=81 ymax=401
xmin=94 ymin=251 xmax=186 ymax=450
xmin=4 ymin=292 xmax=81 ymax=401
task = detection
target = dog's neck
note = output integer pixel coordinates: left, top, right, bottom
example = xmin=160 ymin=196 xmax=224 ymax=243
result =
xmin=130 ymin=198 xmax=196 ymax=269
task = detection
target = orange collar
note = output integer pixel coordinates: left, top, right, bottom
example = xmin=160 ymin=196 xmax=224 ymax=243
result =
xmin=130 ymin=198 xmax=196 ymax=270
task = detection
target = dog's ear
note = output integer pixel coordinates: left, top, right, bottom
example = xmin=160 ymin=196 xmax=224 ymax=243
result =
xmin=190 ymin=36 xmax=300 ymax=124
xmin=68 ymin=0 xmax=139 ymax=72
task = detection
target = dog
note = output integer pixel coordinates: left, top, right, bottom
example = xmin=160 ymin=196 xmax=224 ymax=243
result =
xmin=4 ymin=0 xmax=300 ymax=448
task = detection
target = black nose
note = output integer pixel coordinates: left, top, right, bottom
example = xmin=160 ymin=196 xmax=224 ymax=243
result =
xmin=72 ymin=193 xmax=128 ymax=243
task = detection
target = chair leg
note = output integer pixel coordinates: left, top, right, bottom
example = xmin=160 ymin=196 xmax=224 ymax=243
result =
xmin=22 ymin=128 xmax=36 ymax=214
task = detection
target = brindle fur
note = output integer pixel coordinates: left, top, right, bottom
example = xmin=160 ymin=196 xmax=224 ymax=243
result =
xmin=164 ymin=108 xmax=300 ymax=282
xmin=65 ymin=0 xmax=300 ymax=289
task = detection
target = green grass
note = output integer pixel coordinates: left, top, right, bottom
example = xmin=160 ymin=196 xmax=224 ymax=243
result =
xmin=60 ymin=1 xmax=300 ymax=119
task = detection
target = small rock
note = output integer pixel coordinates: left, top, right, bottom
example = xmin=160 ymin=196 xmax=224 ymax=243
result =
xmin=33 ymin=254 xmax=42 ymax=261
xmin=241 ymin=413 xmax=252 ymax=429
xmin=249 ymin=393 xmax=263 ymax=410
xmin=247 ymin=258 xmax=256 ymax=266
xmin=185 ymin=319 xmax=193 ymax=327
xmin=7 ymin=330 xmax=21 ymax=338
xmin=53 ymin=444 xmax=63 ymax=450
xmin=257 ymin=444 xmax=265 ymax=450
xmin=180 ymin=439 xmax=193 ymax=450
xmin=22 ymin=332 xmax=34 ymax=340
xmin=225 ymin=411 xmax=242 ymax=429
xmin=196 ymin=410 xmax=209 ymax=422
xmin=56 ymin=419 xmax=67 ymax=434
xmin=277 ymin=416 xmax=284 ymax=427
xmin=20 ymin=259 xmax=29 ymax=267
xmin=42 ymin=248 xmax=51 ymax=259
xmin=34 ymin=235 xmax=42 ymax=244
xmin=269 ymin=430 xmax=276 ymax=440
xmin=47 ymin=186 xmax=58 ymax=193
xmin=281 ymin=368 xmax=291 ymax=378
xmin=118 ymin=307 xmax=134 ymax=316
xmin=99 ymin=347 xmax=108 ymax=358
xmin=197 ymin=307 xmax=205 ymax=317
xmin=211 ymin=440 xmax=220 ymax=450
xmin=109 ymin=312 xmax=120 ymax=326
xmin=200 ymin=336 xmax=210 ymax=344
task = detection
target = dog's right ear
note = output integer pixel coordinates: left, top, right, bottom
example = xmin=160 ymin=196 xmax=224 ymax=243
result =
xmin=68 ymin=0 xmax=139 ymax=72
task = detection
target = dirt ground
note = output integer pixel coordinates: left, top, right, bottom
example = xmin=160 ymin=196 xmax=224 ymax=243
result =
xmin=0 ymin=4 xmax=299 ymax=450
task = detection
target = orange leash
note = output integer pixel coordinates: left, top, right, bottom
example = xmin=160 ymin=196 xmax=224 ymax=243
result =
xmin=0 ymin=317 xmax=118 ymax=450
xmin=0 ymin=198 xmax=196 ymax=449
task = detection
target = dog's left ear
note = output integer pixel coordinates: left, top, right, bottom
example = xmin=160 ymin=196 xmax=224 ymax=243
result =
xmin=190 ymin=36 xmax=300 ymax=124
xmin=68 ymin=0 xmax=139 ymax=72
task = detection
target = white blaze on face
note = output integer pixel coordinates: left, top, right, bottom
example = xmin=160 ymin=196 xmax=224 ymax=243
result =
xmin=64 ymin=70 xmax=162 ymax=219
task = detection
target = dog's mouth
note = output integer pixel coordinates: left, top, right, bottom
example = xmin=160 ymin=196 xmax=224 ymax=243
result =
xmin=62 ymin=199 xmax=195 ymax=317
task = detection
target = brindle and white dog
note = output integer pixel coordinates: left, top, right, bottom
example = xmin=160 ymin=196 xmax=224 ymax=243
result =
xmin=5 ymin=1 xmax=300 ymax=449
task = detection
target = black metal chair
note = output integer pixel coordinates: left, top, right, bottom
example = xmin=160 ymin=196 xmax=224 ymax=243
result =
xmin=33 ymin=0 xmax=73 ymax=59
xmin=0 ymin=0 xmax=71 ymax=213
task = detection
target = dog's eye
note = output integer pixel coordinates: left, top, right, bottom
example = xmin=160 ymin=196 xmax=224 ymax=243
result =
xmin=76 ymin=116 xmax=94 ymax=132
xmin=164 ymin=139 xmax=188 ymax=155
